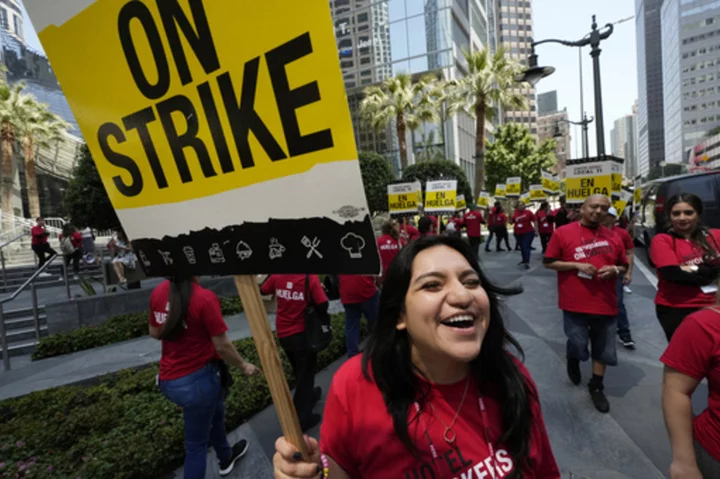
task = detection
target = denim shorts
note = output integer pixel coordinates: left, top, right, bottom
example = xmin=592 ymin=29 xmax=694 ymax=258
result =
xmin=563 ymin=311 xmax=618 ymax=366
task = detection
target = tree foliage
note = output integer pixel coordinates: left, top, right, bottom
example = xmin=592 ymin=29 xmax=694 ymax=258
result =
xmin=64 ymin=144 xmax=120 ymax=230
xmin=485 ymin=123 xmax=558 ymax=192
xmin=358 ymin=151 xmax=394 ymax=213
xmin=401 ymin=160 xmax=473 ymax=206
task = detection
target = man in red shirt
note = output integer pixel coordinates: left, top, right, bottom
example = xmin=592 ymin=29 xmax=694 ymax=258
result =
xmin=510 ymin=202 xmax=537 ymax=269
xmin=397 ymin=217 xmax=420 ymax=243
xmin=338 ymin=275 xmax=379 ymax=357
xmin=377 ymin=221 xmax=404 ymax=280
xmin=604 ymin=207 xmax=636 ymax=349
xmin=463 ymin=206 xmax=485 ymax=256
xmin=484 ymin=203 xmax=497 ymax=252
xmin=544 ymin=194 xmax=628 ymax=413
xmin=31 ymin=217 xmax=56 ymax=275
xmin=536 ymin=201 xmax=555 ymax=253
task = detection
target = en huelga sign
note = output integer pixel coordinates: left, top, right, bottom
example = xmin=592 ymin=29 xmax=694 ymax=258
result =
xmin=456 ymin=194 xmax=467 ymax=211
xmin=388 ymin=182 xmax=420 ymax=216
xmin=494 ymin=184 xmax=506 ymax=199
xmin=506 ymin=177 xmax=521 ymax=197
xmin=564 ymin=158 xmax=613 ymax=205
xmin=477 ymin=191 xmax=490 ymax=207
xmin=25 ymin=0 xmax=380 ymax=276
xmin=424 ymin=180 xmax=457 ymax=214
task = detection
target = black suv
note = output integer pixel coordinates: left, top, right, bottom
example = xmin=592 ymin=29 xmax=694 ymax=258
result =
xmin=635 ymin=171 xmax=720 ymax=248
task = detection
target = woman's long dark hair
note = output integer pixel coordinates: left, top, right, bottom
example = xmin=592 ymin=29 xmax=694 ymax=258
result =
xmin=362 ymin=236 xmax=533 ymax=476
xmin=159 ymin=277 xmax=194 ymax=340
xmin=666 ymin=194 xmax=719 ymax=262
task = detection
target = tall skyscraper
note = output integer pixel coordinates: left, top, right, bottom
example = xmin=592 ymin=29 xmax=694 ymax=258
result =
xmin=635 ymin=0 xmax=666 ymax=178
xmin=537 ymin=108 xmax=571 ymax=174
xmin=331 ymin=0 xmax=492 ymax=188
xmin=661 ymin=0 xmax=720 ymax=165
xmin=537 ymin=91 xmax=558 ymax=116
xmin=496 ymin=0 xmax=537 ymax=135
xmin=611 ymin=113 xmax=638 ymax=180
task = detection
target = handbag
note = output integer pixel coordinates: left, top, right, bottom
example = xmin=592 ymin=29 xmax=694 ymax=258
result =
xmin=304 ymin=274 xmax=332 ymax=352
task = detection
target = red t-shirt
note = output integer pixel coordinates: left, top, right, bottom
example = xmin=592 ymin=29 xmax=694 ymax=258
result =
xmin=260 ymin=274 xmax=328 ymax=339
xmin=463 ymin=211 xmax=484 ymax=238
xmin=148 ymin=281 xmax=228 ymax=381
xmin=320 ymin=356 xmax=560 ymax=479
xmin=661 ymin=308 xmax=720 ymax=462
xmin=400 ymin=224 xmax=421 ymax=243
xmin=487 ymin=208 xmax=497 ymax=227
xmin=512 ymin=210 xmax=536 ymax=235
xmin=611 ymin=225 xmax=634 ymax=253
xmin=377 ymin=234 xmax=403 ymax=278
xmin=31 ymin=225 xmax=49 ymax=245
xmin=338 ymin=275 xmax=377 ymax=305
xmin=536 ymin=210 xmax=554 ymax=234
xmin=544 ymin=223 xmax=628 ymax=316
xmin=650 ymin=230 xmax=720 ymax=308
xmin=494 ymin=212 xmax=508 ymax=227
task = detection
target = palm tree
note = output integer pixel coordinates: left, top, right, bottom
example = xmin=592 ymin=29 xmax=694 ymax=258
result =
xmin=447 ymin=49 xmax=528 ymax=194
xmin=359 ymin=73 xmax=438 ymax=174
xmin=0 ymin=81 xmax=26 ymax=231
xmin=16 ymin=100 xmax=70 ymax=219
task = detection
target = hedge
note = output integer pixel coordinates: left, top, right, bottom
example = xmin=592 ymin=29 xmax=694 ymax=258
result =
xmin=0 ymin=313 xmax=360 ymax=478
xmin=32 ymin=296 xmax=244 ymax=361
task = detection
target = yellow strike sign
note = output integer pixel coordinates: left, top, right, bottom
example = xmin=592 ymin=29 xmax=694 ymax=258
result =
xmin=387 ymin=182 xmax=420 ymax=216
xmin=456 ymin=194 xmax=467 ymax=211
xmin=425 ymin=180 xmax=457 ymax=213
xmin=34 ymin=0 xmax=356 ymax=210
xmin=529 ymin=185 xmax=546 ymax=201
xmin=477 ymin=192 xmax=490 ymax=207
xmin=494 ymin=184 xmax=506 ymax=199
xmin=634 ymin=187 xmax=642 ymax=205
xmin=506 ymin=177 xmax=521 ymax=197
xmin=564 ymin=161 xmax=613 ymax=205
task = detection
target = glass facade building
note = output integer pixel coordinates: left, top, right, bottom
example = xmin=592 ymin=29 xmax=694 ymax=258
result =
xmin=330 ymin=0 xmax=492 ymax=189
xmin=662 ymin=0 xmax=720 ymax=165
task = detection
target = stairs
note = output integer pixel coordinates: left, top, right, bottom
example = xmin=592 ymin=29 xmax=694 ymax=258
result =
xmin=0 ymin=260 xmax=104 ymax=293
xmin=0 ymin=305 xmax=47 ymax=357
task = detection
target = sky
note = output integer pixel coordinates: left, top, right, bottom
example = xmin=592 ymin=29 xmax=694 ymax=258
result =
xmin=20 ymin=0 xmax=637 ymax=158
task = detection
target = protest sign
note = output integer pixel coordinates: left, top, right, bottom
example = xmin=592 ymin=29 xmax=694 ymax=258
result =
xmin=541 ymin=170 xmax=556 ymax=195
xmin=388 ymin=183 xmax=420 ymax=216
xmin=424 ymin=180 xmax=457 ymax=214
xmin=495 ymin=184 xmax=506 ymax=199
xmin=529 ymin=184 xmax=546 ymax=201
xmin=24 ymin=0 xmax=382 ymax=458
xmin=611 ymin=160 xmax=624 ymax=198
xmin=520 ymin=192 xmax=531 ymax=205
xmin=634 ymin=186 xmax=642 ymax=205
xmin=477 ymin=191 xmax=490 ymax=207
xmin=456 ymin=194 xmax=467 ymax=211
xmin=506 ymin=177 xmax=521 ymax=197
xmin=564 ymin=159 xmax=613 ymax=204
xmin=560 ymin=177 xmax=566 ymax=196
xmin=613 ymin=189 xmax=633 ymax=217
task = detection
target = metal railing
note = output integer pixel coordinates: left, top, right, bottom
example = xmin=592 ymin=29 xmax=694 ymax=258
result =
xmin=0 ymin=253 xmax=61 ymax=371
xmin=0 ymin=231 xmax=29 ymax=289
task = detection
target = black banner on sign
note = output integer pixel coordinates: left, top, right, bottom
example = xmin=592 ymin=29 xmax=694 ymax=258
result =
xmin=131 ymin=215 xmax=380 ymax=276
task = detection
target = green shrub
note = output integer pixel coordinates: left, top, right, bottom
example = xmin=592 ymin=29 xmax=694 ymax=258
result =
xmin=32 ymin=296 xmax=245 ymax=361
xmin=1 ymin=314 xmax=362 ymax=478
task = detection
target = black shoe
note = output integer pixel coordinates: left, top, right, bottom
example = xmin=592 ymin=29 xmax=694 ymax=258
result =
xmin=530 ymin=246 xmax=537 ymax=251
xmin=313 ymin=386 xmax=322 ymax=403
xmin=589 ymin=388 xmax=610 ymax=413
xmin=497 ymin=248 xmax=506 ymax=252
xmin=523 ymin=263 xmax=530 ymax=270
xmin=300 ymin=413 xmax=322 ymax=431
xmin=567 ymin=358 xmax=581 ymax=385
xmin=219 ymin=439 xmax=249 ymax=476
xmin=618 ymin=334 xmax=636 ymax=349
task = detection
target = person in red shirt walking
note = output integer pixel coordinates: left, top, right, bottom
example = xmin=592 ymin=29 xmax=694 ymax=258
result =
xmin=544 ymin=195 xmax=628 ymax=413
xmin=510 ymin=202 xmax=537 ymax=269
xmin=149 ymin=277 xmax=258 ymax=478
xmin=491 ymin=203 xmax=511 ymax=252
xmin=398 ymin=217 xmax=420 ymax=243
xmin=536 ymin=201 xmax=555 ymax=253
xmin=377 ymin=220 xmax=404 ymax=280
xmin=661 ymin=301 xmax=720 ymax=478
xmin=59 ymin=223 xmax=83 ymax=279
xmin=338 ymin=275 xmax=379 ymax=357
xmin=604 ymin=207 xmax=636 ymax=349
xmin=650 ymin=193 xmax=720 ymax=341
xmin=463 ymin=206 xmax=485 ymax=256
xmin=31 ymin=217 xmax=56 ymax=275
xmin=261 ymin=274 xmax=329 ymax=431
xmin=273 ymin=236 xmax=560 ymax=478
xmin=484 ymin=203 xmax=497 ymax=252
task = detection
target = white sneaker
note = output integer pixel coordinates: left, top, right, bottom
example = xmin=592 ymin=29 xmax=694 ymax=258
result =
xmin=38 ymin=272 xmax=52 ymax=278
xmin=623 ymin=285 xmax=632 ymax=294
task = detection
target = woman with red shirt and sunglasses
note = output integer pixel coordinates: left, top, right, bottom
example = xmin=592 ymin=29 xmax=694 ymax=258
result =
xmin=650 ymin=193 xmax=720 ymax=341
xmin=272 ymin=236 xmax=559 ymax=479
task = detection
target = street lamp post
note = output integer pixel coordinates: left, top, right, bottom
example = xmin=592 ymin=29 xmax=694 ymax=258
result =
xmin=516 ymin=15 xmax=614 ymax=157
xmin=554 ymin=113 xmax=595 ymax=158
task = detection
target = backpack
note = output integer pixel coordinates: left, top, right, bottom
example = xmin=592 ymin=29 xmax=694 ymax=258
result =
xmin=60 ymin=236 xmax=75 ymax=255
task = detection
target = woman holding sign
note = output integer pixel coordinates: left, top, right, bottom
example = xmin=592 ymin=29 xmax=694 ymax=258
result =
xmin=272 ymin=236 xmax=560 ymax=478
xmin=650 ymin=194 xmax=720 ymax=341
xmin=149 ymin=277 xmax=259 ymax=478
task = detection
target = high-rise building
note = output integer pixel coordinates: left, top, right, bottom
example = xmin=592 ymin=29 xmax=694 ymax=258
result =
xmin=332 ymin=0 xmax=492 ymax=189
xmin=635 ymin=0 xmax=666 ymax=178
xmin=0 ymin=0 xmax=23 ymax=45
xmin=496 ymin=0 xmax=537 ymax=135
xmin=611 ymin=113 xmax=638 ymax=180
xmin=661 ymin=0 xmax=720 ymax=165
xmin=537 ymin=91 xmax=558 ymax=116
xmin=537 ymin=108 xmax=571 ymax=174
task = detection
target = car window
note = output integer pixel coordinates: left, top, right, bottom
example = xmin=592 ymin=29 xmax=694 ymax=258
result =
xmin=642 ymin=184 xmax=658 ymax=227
xmin=674 ymin=176 xmax=718 ymax=209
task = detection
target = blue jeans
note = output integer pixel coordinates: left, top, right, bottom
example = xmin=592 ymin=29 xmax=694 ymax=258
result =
xmin=160 ymin=363 xmax=231 ymax=479
xmin=616 ymin=277 xmax=630 ymax=336
xmin=343 ymin=291 xmax=380 ymax=357
xmin=563 ymin=311 xmax=618 ymax=366
xmin=519 ymin=231 xmax=535 ymax=264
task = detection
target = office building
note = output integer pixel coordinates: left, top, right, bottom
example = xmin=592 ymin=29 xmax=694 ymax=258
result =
xmin=611 ymin=112 xmax=638 ymax=180
xmin=496 ymin=0 xmax=537 ymax=135
xmin=0 ymin=0 xmax=23 ymax=45
xmin=332 ymin=0 xmax=492 ymax=188
xmin=537 ymin=108 xmax=571 ymax=174
xmin=662 ymin=0 xmax=720 ymax=165
xmin=537 ymin=91 xmax=558 ymax=116
xmin=636 ymin=0 xmax=666 ymax=178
